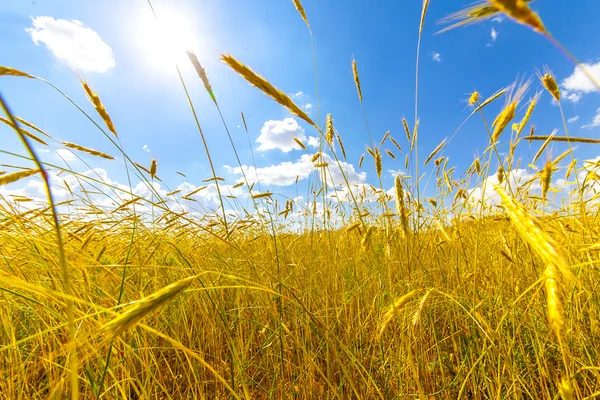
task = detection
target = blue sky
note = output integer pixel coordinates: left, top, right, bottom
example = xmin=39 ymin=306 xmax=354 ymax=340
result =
xmin=1 ymin=0 xmax=600 ymax=216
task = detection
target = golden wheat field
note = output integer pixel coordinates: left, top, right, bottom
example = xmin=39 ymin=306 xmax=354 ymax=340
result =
xmin=1 ymin=0 xmax=600 ymax=398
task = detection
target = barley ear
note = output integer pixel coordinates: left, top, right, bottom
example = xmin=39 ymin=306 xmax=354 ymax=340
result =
xmin=376 ymin=290 xmax=418 ymax=340
xmin=0 ymin=169 xmax=40 ymax=186
xmin=292 ymin=0 xmax=310 ymax=29
xmin=82 ymin=80 xmax=118 ymax=137
xmin=221 ymin=54 xmax=317 ymax=129
xmin=352 ymin=59 xmax=363 ymax=102
xmin=489 ymin=0 xmax=547 ymax=34
xmin=100 ymin=275 xmax=196 ymax=340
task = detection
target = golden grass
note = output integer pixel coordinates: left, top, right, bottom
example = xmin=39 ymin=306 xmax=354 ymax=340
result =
xmin=81 ymin=80 xmax=118 ymax=138
xmin=0 ymin=66 xmax=35 ymax=78
xmin=0 ymin=168 xmax=39 ymax=186
xmin=221 ymin=53 xmax=317 ymax=129
xmin=325 ymin=113 xmax=334 ymax=145
xmin=2 ymin=119 xmax=47 ymax=147
xmin=1 ymin=2 xmax=600 ymax=399
xmin=62 ymin=142 xmax=115 ymax=160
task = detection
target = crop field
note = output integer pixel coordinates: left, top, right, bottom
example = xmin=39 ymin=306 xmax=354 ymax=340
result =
xmin=1 ymin=0 xmax=600 ymax=398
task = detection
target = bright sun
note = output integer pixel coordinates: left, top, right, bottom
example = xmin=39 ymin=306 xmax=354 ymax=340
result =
xmin=134 ymin=6 xmax=210 ymax=74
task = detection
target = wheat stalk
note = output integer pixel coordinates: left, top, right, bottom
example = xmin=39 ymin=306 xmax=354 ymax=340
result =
xmin=221 ymin=54 xmax=317 ymax=129
xmin=0 ymin=66 xmax=34 ymax=78
xmin=0 ymin=169 xmax=40 ymax=186
xmin=82 ymin=80 xmax=118 ymax=138
xmin=100 ymin=275 xmax=197 ymax=340
xmin=62 ymin=142 xmax=114 ymax=160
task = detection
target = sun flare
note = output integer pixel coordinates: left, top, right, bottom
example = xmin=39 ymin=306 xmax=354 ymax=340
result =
xmin=134 ymin=6 xmax=209 ymax=73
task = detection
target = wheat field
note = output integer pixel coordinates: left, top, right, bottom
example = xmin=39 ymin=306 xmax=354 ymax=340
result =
xmin=1 ymin=0 xmax=600 ymax=399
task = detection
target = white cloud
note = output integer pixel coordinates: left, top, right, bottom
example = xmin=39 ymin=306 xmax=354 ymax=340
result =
xmin=565 ymin=92 xmax=582 ymax=103
xmin=567 ymin=115 xmax=580 ymax=123
xmin=388 ymin=169 xmax=407 ymax=178
xmin=226 ymin=156 xmax=313 ymax=186
xmin=291 ymin=91 xmax=303 ymax=98
xmin=27 ymin=16 xmax=115 ymax=73
xmin=302 ymin=103 xmax=313 ymax=110
xmin=466 ymin=168 xmax=539 ymax=209
xmin=490 ymin=27 xmax=498 ymax=42
xmin=143 ymin=144 xmax=150 ymax=153
xmin=307 ymin=136 xmax=319 ymax=148
xmin=226 ymin=153 xmax=365 ymax=187
xmin=432 ymin=52 xmax=442 ymax=62
xmin=56 ymin=148 xmax=77 ymax=161
xmin=561 ymin=61 xmax=600 ymax=103
xmin=492 ymin=15 xmax=504 ymax=23
xmin=582 ymin=108 xmax=600 ymax=129
xmin=257 ymin=118 xmax=306 ymax=152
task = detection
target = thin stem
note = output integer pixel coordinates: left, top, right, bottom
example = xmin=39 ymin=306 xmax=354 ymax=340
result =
xmin=0 ymin=92 xmax=79 ymax=400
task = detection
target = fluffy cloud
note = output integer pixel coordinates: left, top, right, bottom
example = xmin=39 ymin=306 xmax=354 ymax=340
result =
xmin=307 ymin=136 xmax=320 ymax=148
xmin=27 ymin=16 xmax=115 ymax=73
xmin=561 ymin=61 xmax=600 ymax=103
xmin=257 ymin=118 xmax=306 ymax=152
xmin=432 ymin=52 xmax=442 ymax=62
xmin=466 ymin=168 xmax=539 ymax=208
xmin=388 ymin=169 xmax=407 ymax=178
xmin=56 ymin=149 xmax=77 ymax=161
xmin=225 ymin=153 xmax=366 ymax=187
xmin=582 ymin=108 xmax=600 ymax=129
xmin=567 ymin=115 xmax=580 ymax=123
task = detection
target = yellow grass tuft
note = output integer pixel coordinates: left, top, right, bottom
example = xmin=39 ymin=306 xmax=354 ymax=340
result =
xmin=468 ymin=91 xmax=480 ymax=106
xmin=100 ymin=275 xmax=197 ymax=340
xmin=376 ymin=290 xmax=418 ymax=340
xmin=293 ymin=137 xmax=307 ymax=150
xmin=538 ymin=67 xmax=560 ymax=102
xmin=419 ymin=0 xmax=431 ymax=37
xmin=516 ymin=93 xmax=539 ymax=135
xmin=540 ymin=158 xmax=553 ymax=201
xmin=0 ymin=117 xmax=48 ymax=146
xmin=221 ymin=54 xmax=317 ymax=129
xmin=390 ymin=137 xmax=403 ymax=152
xmin=0 ymin=66 xmax=34 ymax=78
xmin=494 ymin=184 xmax=572 ymax=337
xmin=491 ymin=81 xmax=529 ymax=143
xmin=380 ymin=131 xmax=390 ymax=147
xmin=402 ymin=117 xmax=411 ymax=142
xmin=82 ymin=80 xmax=118 ymax=138
xmin=336 ymin=134 xmax=347 ymax=160
xmin=0 ymin=169 xmax=39 ymax=186
xmin=374 ymin=148 xmax=382 ymax=178
xmin=252 ymin=191 xmax=273 ymax=199
xmin=352 ymin=59 xmax=363 ymax=102
xmin=532 ymin=129 xmax=557 ymax=164
xmin=62 ymin=142 xmax=115 ymax=160
xmin=325 ymin=113 xmax=334 ymax=145
xmin=488 ymin=0 xmax=547 ymax=34
xmin=150 ymin=159 xmax=157 ymax=179
xmin=292 ymin=0 xmax=310 ymax=29
xmin=424 ymin=138 xmax=446 ymax=166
